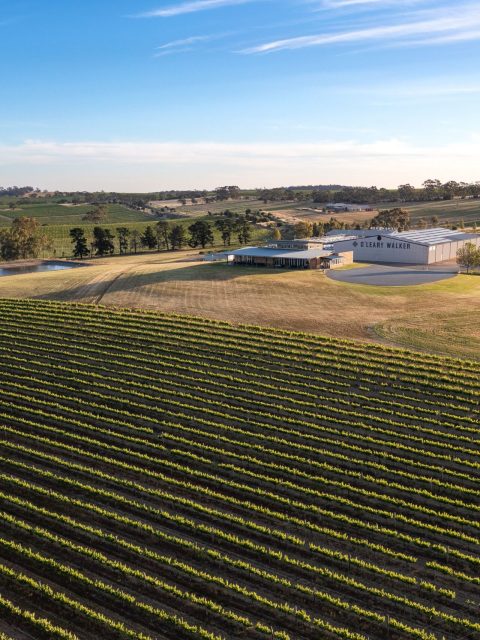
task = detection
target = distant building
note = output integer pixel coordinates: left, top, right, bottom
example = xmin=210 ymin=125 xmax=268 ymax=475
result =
xmin=326 ymin=203 xmax=371 ymax=212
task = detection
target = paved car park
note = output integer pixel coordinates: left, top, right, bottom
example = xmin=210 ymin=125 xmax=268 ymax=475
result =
xmin=327 ymin=264 xmax=459 ymax=287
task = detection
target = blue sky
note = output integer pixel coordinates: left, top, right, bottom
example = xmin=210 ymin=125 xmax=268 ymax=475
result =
xmin=1 ymin=0 xmax=480 ymax=190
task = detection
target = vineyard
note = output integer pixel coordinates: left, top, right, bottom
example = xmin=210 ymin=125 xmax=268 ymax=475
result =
xmin=0 ymin=298 xmax=479 ymax=640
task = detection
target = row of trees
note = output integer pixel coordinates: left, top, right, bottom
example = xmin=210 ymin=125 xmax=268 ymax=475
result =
xmin=310 ymin=180 xmax=480 ymax=205
xmin=248 ymin=181 xmax=480 ymax=205
xmin=284 ymin=211 xmax=431 ymax=240
xmin=285 ymin=218 xmax=350 ymax=240
xmin=0 ymin=186 xmax=36 ymax=198
xmin=213 ymin=212 xmax=252 ymax=246
xmin=6 ymin=180 xmax=480 ymax=207
xmin=70 ymin=217 xmax=253 ymax=258
xmin=287 ymin=209 xmax=450 ymax=237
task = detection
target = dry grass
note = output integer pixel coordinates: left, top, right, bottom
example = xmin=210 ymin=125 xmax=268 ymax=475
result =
xmin=268 ymin=207 xmax=375 ymax=227
xmin=0 ymin=251 xmax=479 ymax=358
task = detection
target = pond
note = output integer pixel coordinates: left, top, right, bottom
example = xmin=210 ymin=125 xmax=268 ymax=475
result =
xmin=0 ymin=261 xmax=87 ymax=277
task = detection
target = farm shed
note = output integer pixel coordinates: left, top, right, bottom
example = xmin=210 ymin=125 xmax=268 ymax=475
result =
xmin=327 ymin=228 xmax=480 ymax=265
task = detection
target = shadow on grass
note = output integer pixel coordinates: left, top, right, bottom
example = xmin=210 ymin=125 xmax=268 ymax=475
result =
xmin=31 ymin=261 xmax=299 ymax=303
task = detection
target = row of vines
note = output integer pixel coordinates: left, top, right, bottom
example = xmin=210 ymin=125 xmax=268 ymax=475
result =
xmin=0 ymin=298 xmax=478 ymax=640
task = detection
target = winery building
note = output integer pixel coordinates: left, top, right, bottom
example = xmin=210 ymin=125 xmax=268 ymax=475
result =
xmin=229 ymin=246 xmax=353 ymax=270
xmin=327 ymin=228 xmax=480 ymax=265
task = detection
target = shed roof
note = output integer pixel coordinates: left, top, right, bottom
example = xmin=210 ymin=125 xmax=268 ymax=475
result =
xmin=229 ymin=247 xmax=333 ymax=260
xmin=325 ymin=227 xmax=480 ymax=246
xmin=382 ymin=228 xmax=480 ymax=246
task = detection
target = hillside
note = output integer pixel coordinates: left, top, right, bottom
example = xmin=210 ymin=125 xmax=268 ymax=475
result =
xmin=0 ymin=253 xmax=478 ymax=360
xmin=0 ymin=299 xmax=478 ymax=640
xmin=267 ymin=198 xmax=480 ymax=229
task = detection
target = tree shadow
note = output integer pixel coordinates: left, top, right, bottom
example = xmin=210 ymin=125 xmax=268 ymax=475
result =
xmin=32 ymin=261 xmax=297 ymax=303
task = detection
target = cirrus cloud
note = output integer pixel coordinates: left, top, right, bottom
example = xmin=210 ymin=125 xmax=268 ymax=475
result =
xmin=136 ymin=0 xmax=258 ymax=18
xmin=243 ymin=2 xmax=480 ymax=53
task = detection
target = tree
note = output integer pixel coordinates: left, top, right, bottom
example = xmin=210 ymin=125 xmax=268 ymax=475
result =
xmin=188 ymin=220 xmax=214 ymax=249
xmin=457 ymin=243 xmax=480 ymax=273
xmin=117 ymin=227 xmax=130 ymax=255
xmin=236 ymin=218 xmax=252 ymax=245
xmin=398 ymin=184 xmax=416 ymax=202
xmin=422 ymin=179 xmax=442 ymax=201
xmin=83 ymin=205 xmax=108 ymax=223
xmin=214 ymin=219 xmax=234 ymax=246
xmin=324 ymin=217 xmax=344 ymax=233
xmin=370 ymin=208 xmax=410 ymax=231
xmin=0 ymin=217 xmax=50 ymax=261
xmin=215 ymin=186 xmax=240 ymax=201
xmin=442 ymin=181 xmax=460 ymax=200
xmin=69 ymin=228 xmax=89 ymax=258
xmin=169 ymin=225 xmax=187 ymax=250
xmin=430 ymin=216 xmax=439 ymax=227
xmin=92 ymin=227 xmax=115 ymax=256
xmin=141 ymin=226 xmax=157 ymax=250
xmin=312 ymin=222 xmax=324 ymax=237
xmin=272 ymin=227 xmax=282 ymax=241
xmin=155 ymin=220 xmax=170 ymax=251
xmin=311 ymin=190 xmax=331 ymax=204
xmin=0 ymin=230 xmax=16 ymax=260
xmin=130 ymin=229 xmax=140 ymax=254
xmin=294 ymin=221 xmax=313 ymax=238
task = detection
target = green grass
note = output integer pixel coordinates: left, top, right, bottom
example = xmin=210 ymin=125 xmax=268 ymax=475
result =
xmin=373 ymin=307 xmax=480 ymax=359
xmin=0 ymin=203 xmax=151 ymax=227
xmin=43 ymin=217 xmax=269 ymax=258
xmin=0 ymin=195 xmax=270 ymax=257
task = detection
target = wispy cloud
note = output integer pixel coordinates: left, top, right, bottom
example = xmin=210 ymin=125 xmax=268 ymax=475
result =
xmin=243 ymin=2 xmax=480 ymax=53
xmin=157 ymin=35 xmax=213 ymax=49
xmin=137 ymin=0 xmax=256 ymax=18
xmin=323 ymin=0 xmax=401 ymax=6
xmin=323 ymin=0 xmax=425 ymax=7
xmin=154 ymin=35 xmax=213 ymax=55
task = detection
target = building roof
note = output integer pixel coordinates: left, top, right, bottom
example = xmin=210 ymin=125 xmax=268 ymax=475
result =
xmin=326 ymin=227 xmax=479 ymax=247
xmin=229 ymin=247 xmax=334 ymax=260
xmin=386 ymin=228 xmax=480 ymax=246
xmin=321 ymin=234 xmax=361 ymax=244
xmin=278 ymin=237 xmax=326 ymax=244
xmin=326 ymin=228 xmax=395 ymax=238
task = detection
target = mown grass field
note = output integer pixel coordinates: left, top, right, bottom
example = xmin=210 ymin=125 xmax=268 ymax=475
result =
xmin=0 ymin=299 xmax=478 ymax=640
